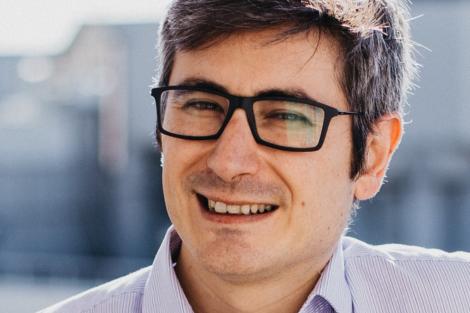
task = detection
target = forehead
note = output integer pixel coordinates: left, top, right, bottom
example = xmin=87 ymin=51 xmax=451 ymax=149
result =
xmin=169 ymin=28 xmax=347 ymax=108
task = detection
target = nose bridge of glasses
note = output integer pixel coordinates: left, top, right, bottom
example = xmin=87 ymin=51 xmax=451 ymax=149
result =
xmin=222 ymin=95 xmax=257 ymax=136
xmin=227 ymin=94 xmax=253 ymax=110
xmin=214 ymin=95 xmax=253 ymax=140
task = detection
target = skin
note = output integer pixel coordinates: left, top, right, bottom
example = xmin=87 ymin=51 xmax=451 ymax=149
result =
xmin=161 ymin=28 xmax=402 ymax=313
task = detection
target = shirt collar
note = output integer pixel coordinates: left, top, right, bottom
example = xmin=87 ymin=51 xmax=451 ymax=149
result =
xmin=142 ymin=226 xmax=352 ymax=313
xmin=142 ymin=225 xmax=193 ymax=313
xmin=300 ymin=238 xmax=353 ymax=313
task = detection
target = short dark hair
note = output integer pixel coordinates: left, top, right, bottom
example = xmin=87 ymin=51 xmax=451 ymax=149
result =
xmin=154 ymin=0 xmax=417 ymax=178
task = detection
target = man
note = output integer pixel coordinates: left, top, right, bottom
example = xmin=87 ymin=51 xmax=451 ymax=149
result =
xmin=40 ymin=0 xmax=470 ymax=312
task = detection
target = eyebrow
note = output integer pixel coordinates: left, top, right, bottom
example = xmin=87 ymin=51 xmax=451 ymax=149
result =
xmin=176 ymin=77 xmax=321 ymax=103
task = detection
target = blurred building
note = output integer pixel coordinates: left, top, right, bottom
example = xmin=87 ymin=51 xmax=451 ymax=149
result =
xmin=0 ymin=24 xmax=169 ymax=280
xmin=0 ymin=0 xmax=469 ymax=284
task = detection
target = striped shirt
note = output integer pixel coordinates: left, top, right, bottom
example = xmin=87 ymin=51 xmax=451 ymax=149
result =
xmin=39 ymin=226 xmax=470 ymax=313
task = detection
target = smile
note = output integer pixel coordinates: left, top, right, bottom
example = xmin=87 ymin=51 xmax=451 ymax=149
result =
xmin=197 ymin=194 xmax=278 ymax=216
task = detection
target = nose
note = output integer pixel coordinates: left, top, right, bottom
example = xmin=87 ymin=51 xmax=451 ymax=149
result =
xmin=207 ymin=109 xmax=261 ymax=182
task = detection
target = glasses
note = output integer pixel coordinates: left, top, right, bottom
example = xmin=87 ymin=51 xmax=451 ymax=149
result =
xmin=151 ymin=85 xmax=362 ymax=152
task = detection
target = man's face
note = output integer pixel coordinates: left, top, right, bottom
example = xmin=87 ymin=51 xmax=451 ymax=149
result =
xmin=162 ymin=29 xmax=359 ymax=280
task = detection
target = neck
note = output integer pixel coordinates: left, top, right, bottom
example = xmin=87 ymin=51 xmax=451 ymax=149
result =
xmin=175 ymin=246 xmax=328 ymax=313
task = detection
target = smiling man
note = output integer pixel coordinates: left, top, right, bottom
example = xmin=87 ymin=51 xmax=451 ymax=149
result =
xmin=40 ymin=1 xmax=470 ymax=313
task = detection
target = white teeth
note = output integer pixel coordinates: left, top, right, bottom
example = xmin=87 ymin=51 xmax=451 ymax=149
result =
xmin=241 ymin=204 xmax=250 ymax=215
xmin=206 ymin=198 xmax=275 ymax=215
xmin=214 ymin=202 xmax=227 ymax=213
xmin=227 ymin=205 xmax=241 ymax=214
xmin=209 ymin=200 xmax=215 ymax=210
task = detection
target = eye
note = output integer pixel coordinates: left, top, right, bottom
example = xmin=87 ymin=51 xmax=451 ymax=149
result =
xmin=265 ymin=111 xmax=313 ymax=126
xmin=183 ymin=100 xmax=225 ymax=113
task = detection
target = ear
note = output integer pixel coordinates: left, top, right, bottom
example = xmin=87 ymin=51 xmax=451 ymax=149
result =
xmin=354 ymin=114 xmax=403 ymax=201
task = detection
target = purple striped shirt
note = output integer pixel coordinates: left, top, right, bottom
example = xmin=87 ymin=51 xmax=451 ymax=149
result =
xmin=39 ymin=226 xmax=470 ymax=313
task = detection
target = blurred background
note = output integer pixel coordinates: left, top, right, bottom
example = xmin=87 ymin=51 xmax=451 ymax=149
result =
xmin=0 ymin=0 xmax=469 ymax=312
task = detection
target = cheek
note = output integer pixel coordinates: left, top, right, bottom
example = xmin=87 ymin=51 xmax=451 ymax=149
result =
xmin=161 ymin=158 xmax=183 ymax=226
xmin=161 ymin=138 xmax=209 ymax=182
xmin=161 ymin=138 xmax=213 ymax=218
xmin=274 ymin=148 xmax=353 ymax=222
xmin=161 ymin=140 xmax=192 ymax=222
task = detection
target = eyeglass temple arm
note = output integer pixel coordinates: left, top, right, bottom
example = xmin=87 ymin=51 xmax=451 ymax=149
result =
xmin=337 ymin=111 xmax=363 ymax=116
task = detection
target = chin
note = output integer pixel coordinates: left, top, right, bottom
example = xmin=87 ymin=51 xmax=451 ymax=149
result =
xmin=196 ymin=240 xmax=280 ymax=282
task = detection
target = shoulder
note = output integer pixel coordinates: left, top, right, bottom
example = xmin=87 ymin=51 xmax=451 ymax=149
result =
xmin=342 ymin=237 xmax=470 ymax=311
xmin=342 ymin=236 xmax=470 ymax=263
xmin=37 ymin=266 xmax=152 ymax=313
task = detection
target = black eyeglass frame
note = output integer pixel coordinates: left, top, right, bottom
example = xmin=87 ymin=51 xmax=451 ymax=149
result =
xmin=151 ymin=85 xmax=363 ymax=152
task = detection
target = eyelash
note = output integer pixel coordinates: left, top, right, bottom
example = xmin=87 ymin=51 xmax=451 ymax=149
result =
xmin=184 ymin=101 xmax=224 ymax=112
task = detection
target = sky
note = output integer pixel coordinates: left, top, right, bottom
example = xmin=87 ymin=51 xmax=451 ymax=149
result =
xmin=0 ymin=0 xmax=169 ymax=56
